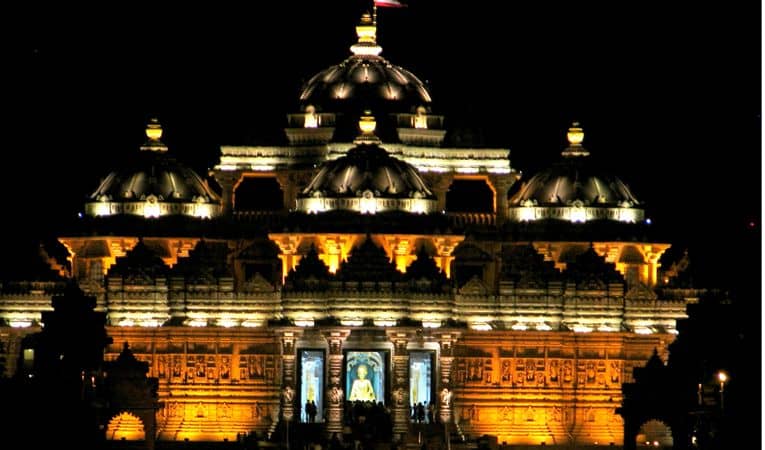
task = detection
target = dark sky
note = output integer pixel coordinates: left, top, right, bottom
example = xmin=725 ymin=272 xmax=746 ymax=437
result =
xmin=7 ymin=1 xmax=761 ymax=291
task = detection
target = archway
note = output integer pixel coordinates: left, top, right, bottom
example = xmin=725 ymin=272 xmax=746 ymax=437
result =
xmin=234 ymin=176 xmax=284 ymax=211
xmin=445 ymin=178 xmax=494 ymax=213
xmin=107 ymin=411 xmax=146 ymax=441
xmin=636 ymin=419 xmax=673 ymax=449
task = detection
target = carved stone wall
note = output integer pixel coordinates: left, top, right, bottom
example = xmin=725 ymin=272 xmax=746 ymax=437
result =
xmin=450 ymin=331 xmax=673 ymax=446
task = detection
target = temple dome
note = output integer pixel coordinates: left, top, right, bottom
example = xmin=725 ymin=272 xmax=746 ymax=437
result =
xmin=508 ymin=123 xmax=644 ymax=223
xmin=84 ymin=119 xmax=222 ymax=219
xmin=296 ymin=115 xmax=436 ymax=214
xmin=299 ymin=14 xmax=431 ymax=114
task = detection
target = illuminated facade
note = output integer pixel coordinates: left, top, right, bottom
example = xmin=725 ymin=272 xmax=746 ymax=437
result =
xmin=0 ymin=14 xmax=695 ymax=448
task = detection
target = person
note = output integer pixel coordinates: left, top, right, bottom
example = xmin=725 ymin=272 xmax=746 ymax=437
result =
xmin=307 ymin=400 xmax=318 ymax=423
xmin=349 ymin=364 xmax=376 ymax=401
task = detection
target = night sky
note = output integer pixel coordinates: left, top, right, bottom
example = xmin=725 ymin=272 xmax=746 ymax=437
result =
xmin=7 ymin=1 xmax=760 ymax=294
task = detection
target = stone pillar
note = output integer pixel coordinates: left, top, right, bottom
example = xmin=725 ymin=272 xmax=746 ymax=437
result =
xmin=278 ymin=329 xmax=300 ymax=423
xmin=213 ymin=171 xmax=238 ymax=215
xmin=276 ymin=170 xmax=315 ymax=212
xmin=436 ymin=331 xmax=460 ymax=424
xmin=421 ymin=173 xmax=454 ymax=213
xmin=323 ymin=329 xmax=350 ymax=437
xmin=488 ymin=174 xmax=518 ymax=225
xmin=387 ymin=331 xmax=413 ymax=440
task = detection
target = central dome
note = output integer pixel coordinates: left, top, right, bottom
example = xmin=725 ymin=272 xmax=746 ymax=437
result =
xmin=299 ymin=14 xmax=432 ymax=114
xmin=296 ymin=116 xmax=436 ymax=214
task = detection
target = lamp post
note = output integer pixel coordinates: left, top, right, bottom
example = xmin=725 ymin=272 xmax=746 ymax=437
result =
xmin=717 ymin=371 xmax=728 ymax=413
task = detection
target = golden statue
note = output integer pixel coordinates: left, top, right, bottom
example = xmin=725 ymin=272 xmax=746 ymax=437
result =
xmin=349 ymin=364 xmax=376 ymax=401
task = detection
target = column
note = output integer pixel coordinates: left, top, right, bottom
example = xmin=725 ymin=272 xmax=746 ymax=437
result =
xmin=488 ymin=174 xmax=517 ymax=225
xmin=387 ymin=330 xmax=413 ymax=440
xmin=276 ymin=170 xmax=314 ymax=212
xmin=421 ymin=173 xmax=454 ymax=213
xmin=436 ymin=331 xmax=460 ymax=424
xmin=278 ymin=329 xmax=301 ymax=423
xmin=213 ymin=171 xmax=238 ymax=215
xmin=323 ymin=329 xmax=351 ymax=437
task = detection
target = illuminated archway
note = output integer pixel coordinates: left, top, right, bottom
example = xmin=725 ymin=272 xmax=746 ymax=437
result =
xmin=636 ymin=419 xmax=673 ymax=449
xmin=106 ymin=411 xmax=146 ymax=441
xmin=233 ymin=175 xmax=284 ymax=211
xmin=446 ymin=178 xmax=495 ymax=213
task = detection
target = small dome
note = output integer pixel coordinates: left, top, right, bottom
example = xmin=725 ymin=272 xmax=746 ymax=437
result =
xmin=508 ymin=123 xmax=644 ymax=223
xmin=296 ymin=116 xmax=436 ymax=214
xmin=297 ymin=144 xmax=436 ymax=214
xmin=299 ymin=14 xmax=431 ymax=114
xmin=85 ymin=120 xmax=221 ymax=219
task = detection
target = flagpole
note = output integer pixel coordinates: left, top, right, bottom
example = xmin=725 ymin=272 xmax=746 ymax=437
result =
xmin=373 ymin=3 xmax=378 ymax=26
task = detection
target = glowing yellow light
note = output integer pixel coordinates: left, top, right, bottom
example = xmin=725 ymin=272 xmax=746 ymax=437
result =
xmin=414 ymin=106 xmax=428 ymax=129
xmin=572 ymin=325 xmax=592 ymax=333
xmin=635 ymin=327 xmax=653 ymax=335
xmin=570 ymin=208 xmax=587 ymax=223
xmin=294 ymin=319 xmax=315 ymax=327
xmin=422 ymin=320 xmax=441 ymax=328
xmin=618 ymin=208 xmax=637 ymax=223
xmin=9 ymin=320 xmax=32 ymax=328
xmin=717 ymin=371 xmax=728 ymax=383
xmin=598 ymin=324 xmax=617 ymax=332
xmin=242 ymin=320 xmax=263 ymax=328
xmin=567 ymin=122 xmax=584 ymax=146
xmin=146 ymin=118 xmax=163 ymax=141
xmin=143 ymin=198 xmax=161 ymax=218
xmin=187 ymin=319 xmax=207 ymax=327
xmin=374 ymin=319 xmax=396 ymax=327
xmin=519 ymin=207 xmax=536 ymax=221
xmin=92 ymin=202 xmax=112 ymax=216
xmin=359 ymin=191 xmax=377 ymax=214
xmin=117 ymin=319 xmax=135 ymax=327
xmin=359 ymin=114 xmax=376 ymax=134
xmin=470 ymin=323 xmax=492 ymax=331
xmin=535 ymin=323 xmax=552 ymax=331
xmin=139 ymin=319 xmax=161 ymax=327
xmin=341 ymin=319 xmax=364 ymax=327
xmin=511 ymin=323 xmax=528 ymax=331
xmin=304 ymin=105 xmax=319 ymax=128
xmin=218 ymin=318 xmax=237 ymax=328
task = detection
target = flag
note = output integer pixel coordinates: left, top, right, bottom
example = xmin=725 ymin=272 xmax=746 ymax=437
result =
xmin=375 ymin=0 xmax=406 ymax=7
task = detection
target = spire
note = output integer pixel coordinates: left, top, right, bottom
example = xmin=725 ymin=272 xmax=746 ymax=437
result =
xmin=350 ymin=13 xmax=383 ymax=56
xmin=140 ymin=118 xmax=168 ymax=152
xmin=354 ymin=111 xmax=382 ymax=145
xmin=561 ymin=121 xmax=590 ymax=157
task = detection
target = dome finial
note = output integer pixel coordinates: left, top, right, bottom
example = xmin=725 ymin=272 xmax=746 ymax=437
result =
xmin=351 ymin=13 xmax=383 ymax=56
xmin=562 ymin=121 xmax=589 ymax=157
xmin=141 ymin=118 xmax=168 ymax=152
xmin=355 ymin=111 xmax=381 ymax=144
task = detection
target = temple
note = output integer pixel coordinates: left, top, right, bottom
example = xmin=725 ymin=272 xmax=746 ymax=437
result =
xmin=0 ymin=14 xmax=695 ymax=449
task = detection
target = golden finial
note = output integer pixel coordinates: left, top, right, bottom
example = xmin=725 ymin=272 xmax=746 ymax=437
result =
xmin=359 ymin=111 xmax=376 ymax=134
xmin=351 ymin=13 xmax=382 ymax=56
xmin=567 ymin=121 xmax=584 ymax=146
xmin=562 ymin=121 xmax=589 ymax=157
xmin=355 ymin=111 xmax=381 ymax=144
xmin=141 ymin=118 xmax=168 ymax=152
xmin=145 ymin=118 xmax=163 ymax=141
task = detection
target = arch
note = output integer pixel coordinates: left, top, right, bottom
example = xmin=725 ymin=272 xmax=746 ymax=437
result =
xmin=106 ymin=411 xmax=146 ymax=441
xmin=233 ymin=175 xmax=284 ymax=211
xmin=446 ymin=178 xmax=495 ymax=213
xmin=636 ymin=419 xmax=673 ymax=449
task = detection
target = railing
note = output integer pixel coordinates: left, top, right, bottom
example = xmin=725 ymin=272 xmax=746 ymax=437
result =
xmin=446 ymin=212 xmax=496 ymax=227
